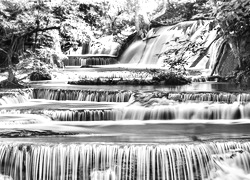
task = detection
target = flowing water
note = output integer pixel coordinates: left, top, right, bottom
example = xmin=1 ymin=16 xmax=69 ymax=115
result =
xmin=119 ymin=20 xmax=220 ymax=72
xmin=1 ymin=87 xmax=250 ymax=180
xmin=32 ymin=89 xmax=132 ymax=102
xmin=0 ymin=20 xmax=250 ymax=180
xmin=0 ymin=141 xmax=250 ymax=180
xmin=0 ymin=89 xmax=32 ymax=106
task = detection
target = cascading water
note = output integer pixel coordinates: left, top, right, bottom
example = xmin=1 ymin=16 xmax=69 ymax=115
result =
xmin=2 ymin=87 xmax=250 ymax=179
xmin=32 ymin=88 xmax=250 ymax=103
xmin=0 ymin=141 xmax=250 ymax=180
xmin=3 ymin=90 xmax=250 ymax=122
xmin=119 ymin=20 xmax=221 ymax=72
xmin=2 ymin=100 xmax=250 ymax=121
xmin=118 ymin=20 xmax=237 ymax=77
xmin=0 ymin=109 xmax=117 ymax=121
xmin=1 ymin=14 xmax=249 ymax=180
xmin=0 ymin=89 xmax=32 ymax=106
xmin=32 ymin=89 xmax=132 ymax=102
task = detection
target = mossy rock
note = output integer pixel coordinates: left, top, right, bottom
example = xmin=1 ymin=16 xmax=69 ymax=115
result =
xmin=30 ymin=71 xmax=52 ymax=81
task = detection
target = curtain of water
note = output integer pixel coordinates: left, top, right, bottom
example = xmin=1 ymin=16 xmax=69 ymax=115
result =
xmin=33 ymin=89 xmax=133 ymax=102
xmin=2 ymin=102 xmax=250 ymax=121
xmin=0 ymin=89 xmax=32 ymax=106
xmin=1 ymin=142 xmax=250 ymax=180
xmin=32 ymin=89 xmax=250 ymax=103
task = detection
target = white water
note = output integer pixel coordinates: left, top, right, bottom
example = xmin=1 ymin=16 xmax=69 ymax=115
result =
xmin=119 ymin=20 xmax=220 ymax=73
xmin=33 ymin=89 xmax=133 ymax=102
xmin=1 ymin=141 xmax=250 ymax=180
xmin=0 ymin=90 xmax=32 ymax=106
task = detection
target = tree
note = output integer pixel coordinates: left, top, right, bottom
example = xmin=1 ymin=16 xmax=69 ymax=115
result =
xmin=54 ymin=0 xmax=91 ymax=52
xmin=0 ymin=0 xmax=93 ymax=87
xmin=0 ymin=0 xmax=61 ymax=87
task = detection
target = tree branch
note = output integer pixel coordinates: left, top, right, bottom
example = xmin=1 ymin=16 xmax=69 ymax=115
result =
xmin=0 ymin=48 xmax=7 ymax=54
xmin=25 ymin=26 xmax=60 ymax=37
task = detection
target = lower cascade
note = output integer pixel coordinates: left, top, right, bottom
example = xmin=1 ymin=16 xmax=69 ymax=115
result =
xmin=0 ymin=141 xmax=250 ymax=180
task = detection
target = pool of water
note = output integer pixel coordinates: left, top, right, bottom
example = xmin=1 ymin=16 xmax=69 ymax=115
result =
xmin=29 ymin=81 xmax=243 ymax=92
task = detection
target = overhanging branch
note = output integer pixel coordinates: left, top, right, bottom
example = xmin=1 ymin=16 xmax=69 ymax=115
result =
xmin=25 ymin=26 xmax=60 ymax=37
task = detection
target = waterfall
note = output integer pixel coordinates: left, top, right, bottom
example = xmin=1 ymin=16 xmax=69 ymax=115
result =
xmin=0 ymin=89 xmax=33 ymax=106
xmin=32 ymin=89 xmax=250 ymax=104
xmin=115 ymin=103 xmax=250 ymax=120
xmin=119 ymin=20 xmax=220 ymax=71
xmin=0 ymin=109 xmax=117 ymax=121
xmin=0 ymin=141 xmax=250 ymax=180
xmin=167 ymin=92 xmax=250 ymax=103
xmin=32 ymin=89 xmax=133 ymax=102
xmin=2 ymin=102 xmax=250 ymax=121
xmin=64 ymin=56 xmax=118 ymax=66
xmin=132 ymin=92 xmax=250 ymax=103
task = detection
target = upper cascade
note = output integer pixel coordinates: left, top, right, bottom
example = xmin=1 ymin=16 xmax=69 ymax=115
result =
xmin=119 ymin=20 xmax=228 ymax=75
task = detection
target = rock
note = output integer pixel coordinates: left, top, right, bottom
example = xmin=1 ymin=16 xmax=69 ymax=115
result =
xmin=30 ymin=71 xmax=52 ymax=81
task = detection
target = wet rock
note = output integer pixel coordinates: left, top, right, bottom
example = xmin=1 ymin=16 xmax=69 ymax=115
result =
xmin=0 ymin=130 xmax=76 ymax=138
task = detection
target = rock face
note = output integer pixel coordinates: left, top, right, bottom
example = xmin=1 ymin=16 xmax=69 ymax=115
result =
xmin=212 ymin=43 xmax=238 ymax=76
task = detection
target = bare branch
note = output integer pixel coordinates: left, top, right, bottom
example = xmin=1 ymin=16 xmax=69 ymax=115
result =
xmin=0 ymin=48 xmax=7 ymax=54
xmin=25 ymin=26 xmax=60 ymax=37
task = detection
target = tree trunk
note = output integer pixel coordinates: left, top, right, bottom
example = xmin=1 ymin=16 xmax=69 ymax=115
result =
xmin=33 ymin=20 xmax=40 ymax=51
xmin=6 ymin=50 xmax=17 ymax=84
xmin=7 ymin=65 xmax=15 ymax=82
xmin=135 ymin=0 xmax=140 ymax=32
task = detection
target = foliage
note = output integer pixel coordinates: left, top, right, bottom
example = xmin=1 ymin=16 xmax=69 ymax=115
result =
xmin=155 ymin=0 xmax=212 ymax=25
xmin=17 ymin=50 xmax=53 ymax=74
xmin=53 ymin=0 xmax=92 ymax=52
xmin=160 ymin=21 xmax=215 ymax=75
xmin=0 ymin=0 xmax=62 ymax=87
xmin=161 ymin=38 xmax=189 ymax=73
xmin=152 ymin=71 xmax=191 ymax=85
xmin=216 ymin=0 xmax=250 ymax=38
xmin=215 ymin=0 xmax=250 ymax=69
xmin=0 ymin=0 xmax=92 ymax=86
xmin=78 ymin=0 xmax=136 ymax=43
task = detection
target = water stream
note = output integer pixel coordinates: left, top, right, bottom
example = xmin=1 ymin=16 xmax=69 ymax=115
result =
xmin=0 ymin=141 xmax=250 ymax=180
xmin=0 ymin=20 xmax=249 ymax=180
xmin=119 ymin=20 xmax=220 ymax=72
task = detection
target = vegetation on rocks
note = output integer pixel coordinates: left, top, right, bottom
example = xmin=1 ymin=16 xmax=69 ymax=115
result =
xmin=210 ymin=0 xmax=250 ymax=86
xmin=68 ymin=70 xmax=191 ymax=86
